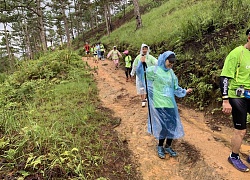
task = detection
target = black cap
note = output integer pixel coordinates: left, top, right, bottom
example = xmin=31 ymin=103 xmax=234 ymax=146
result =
xmin=246 ymin=29 xmax=250 ymax=36
xmin=167 ymin=54 xmax=177 ymax=63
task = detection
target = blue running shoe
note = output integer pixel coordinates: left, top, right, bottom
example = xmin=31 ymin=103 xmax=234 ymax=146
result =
xmin=164 ymin=147 xmax=178 ymax=157
xmin=157 ymin=146 xmax=165 ymax=159
xmin=247 ymin=156 xmax=250 ymax=164
xmin=228 ymin=156 xmax=249 ymax=172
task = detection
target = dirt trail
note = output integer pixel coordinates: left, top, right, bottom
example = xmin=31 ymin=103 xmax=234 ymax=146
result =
xmin=84 ymin=57 xmax=250 ymax=180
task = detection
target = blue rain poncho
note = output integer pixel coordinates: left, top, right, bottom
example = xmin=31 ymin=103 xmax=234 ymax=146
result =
xmin=131 ymin=44 xmax=158 ymax=94
xmin=136 ymin=51 xmax=187 ymax=139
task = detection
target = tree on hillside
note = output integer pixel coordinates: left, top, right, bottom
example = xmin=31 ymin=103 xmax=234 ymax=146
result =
xmin=132 ymin=0 xmax=142 ymax=30
xmin=37 ymin=0 xmax=47 ymax=51
xmin=48 ymin=0 xmax=71 ymax=48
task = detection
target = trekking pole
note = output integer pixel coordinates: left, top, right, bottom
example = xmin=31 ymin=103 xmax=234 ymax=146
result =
xmin=142 ymin=62 xmax=153 ymax=134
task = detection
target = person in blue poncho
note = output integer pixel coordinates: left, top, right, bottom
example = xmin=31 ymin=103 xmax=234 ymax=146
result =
xmin=136 ymin=51 xmax=192 ymax=159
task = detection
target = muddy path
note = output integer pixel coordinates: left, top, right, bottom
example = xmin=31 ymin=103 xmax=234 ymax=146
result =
xmin=84 ymin=57 xmax=250 ymax=180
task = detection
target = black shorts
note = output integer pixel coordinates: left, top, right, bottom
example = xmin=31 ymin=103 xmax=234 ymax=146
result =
xmin=86 ymin=51 xmax=90 ymax=54
xmin=229 ymin=98 xmax=250 ymax=130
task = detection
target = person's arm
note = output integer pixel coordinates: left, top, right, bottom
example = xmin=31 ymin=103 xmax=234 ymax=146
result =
xmin=129 ymin=55 xmax=132 ymax=62
xmin=220 ymin=49 xmax=239 ymax=114
xmin=118 ymin=51 xmax=122 ymax=57
xmin=107 ymin=50 xmax=113 ymax=59
xmin=220 ymin=76 xmax=232 ymax=114
xmin=136 ymin=61 xmax=144 ymax=81
xmin=131 ymin=56 xmax=139 ymax=76
xmin=172 ymin=71 xmax=192 ymax=97
xmin=220 ymin=76 xmax=230 ymax=100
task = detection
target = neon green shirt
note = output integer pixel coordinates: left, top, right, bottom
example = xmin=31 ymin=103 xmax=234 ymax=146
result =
xmin=221 ymin=45 xmax=250 ymax=98
xmin=100 ymin=44 xmax=105 ymax=51
xmin=125 ymin=55 xmax=132 ymax=68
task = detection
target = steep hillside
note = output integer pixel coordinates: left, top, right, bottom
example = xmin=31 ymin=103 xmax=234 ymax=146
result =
xmin=100 ymin=0 xmax=250 ymax=112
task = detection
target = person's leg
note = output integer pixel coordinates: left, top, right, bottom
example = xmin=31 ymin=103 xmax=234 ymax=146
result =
xmin=113 ymin=60 xmax=117 ymax=69
xmin=158 ymin=139 xmax=166 ymax=159
xmin=141 ymin=94 xmax=146 ymax=107
xmin=125 ymin=68 xmax=129 ymax=81
xmin=116 ymin=60 xmax=119 ymax=68
xmin=245 ymin=99 xmax=250 ymax=164
xmin=231 ymin=129 xmax=246 ymax=154
xmin=158 ymin=139 xmax=165 ymax=146
xmin=129 ymin=68 xmax=132 ymax=80
xmin=166 ymin=139 xmax=173 ymax=147
xmin=228 ymin=98 xmax=249 ymax=172
xmin=101 ymin=51 xmax=104 ymax=60
xmin=87 ymin=51 xmax=90 ymax=60
xmin=156 ymin=108 xmax=169 ymax=159
xmin=164 ymin=138 xmax=177 ymax=157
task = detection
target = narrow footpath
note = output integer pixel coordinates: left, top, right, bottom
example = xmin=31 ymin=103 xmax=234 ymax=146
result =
xmin=84 ymin=57 xmax=250 ymax=180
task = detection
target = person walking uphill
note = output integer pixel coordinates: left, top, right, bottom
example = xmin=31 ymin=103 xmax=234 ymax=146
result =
xmin=220 ymin=28 xmax=250 ymax=172
xmin=107 ymin=46 xmax=122 ymax=69
xmin=100 ymin=43 xmax=105 ymax=60
xmin=136 ymin=51 xmax=192 ymax=159
xmin=84 ymin=42 xmax=90 ymax=60
xmin=131 ymin=44 xmax=157 ymax=107
xmin=123 ymin=50 xmax=133 ymax=81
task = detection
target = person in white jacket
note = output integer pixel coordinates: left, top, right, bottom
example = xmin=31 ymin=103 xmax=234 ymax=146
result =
xmin=107 ymin=46 xmax=122 ymax=69
xmin=131 ymin=44 xmax=158 ymax=107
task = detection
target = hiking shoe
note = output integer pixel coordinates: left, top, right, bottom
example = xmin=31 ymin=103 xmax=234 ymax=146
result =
xmin=157 ymin=146 xmax=165 ymax=159
xmin=164 ymin=147 xmax=178 ymax=157
xmin=247 ymin=156 xmax=250 ymax=164
xmin=228 ymin=156 xmax=249 ymax=172
xmin=141 ymin=101 xmax=146 ymax=107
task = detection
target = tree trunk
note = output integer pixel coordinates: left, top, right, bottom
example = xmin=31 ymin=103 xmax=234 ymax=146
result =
xmin=104 ymin=4 xmax=110 ymax=35
xmin=24 ymin=22 xmax=33 ymax=59
xmin=95 ymin=6 xmax=99 ymax=28
xmin=90 ymin=9 xmax=94 ymax=29
xmin=107 ymin=2 xmax=112 ymax=32
xmin=74 ymin=0 xmax=80 ymax=36
xmin=37 ymin=0 xmax=47 ymax=51
xmin=62 ymin=8 xmax=71 ymax=48
xmin=132 ymin=0 xmax=142 ymax=30
xmin=3 ymin=23 xmax=13 ymax=70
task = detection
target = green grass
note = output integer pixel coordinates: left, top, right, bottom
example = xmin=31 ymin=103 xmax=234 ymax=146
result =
xmin=101 ymin=0 xmax=214 ymax=47
xmin=99 ymin=0 xmax=250 ymax=111
xmin=101 ymin=0 xmax=249 ymax=49
xmin=0 ymin=50 xmax=138 ymax=179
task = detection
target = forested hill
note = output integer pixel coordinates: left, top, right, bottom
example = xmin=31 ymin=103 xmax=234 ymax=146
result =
xmin=82 ymin=0 xmax=250 ymax=113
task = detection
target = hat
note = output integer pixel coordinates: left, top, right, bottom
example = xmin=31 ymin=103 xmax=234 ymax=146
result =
xmin=167 ymin=54 xmax=177 ymax=63
xmin=246 ymin=29 xmax=250 ymax=36
xmin=123 ymin=50 xmax=129 ymax=54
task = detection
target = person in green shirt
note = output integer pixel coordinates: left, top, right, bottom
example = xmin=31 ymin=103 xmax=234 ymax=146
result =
xmin=100 ymin=43 xmax=105 ymax=61
xmin=93 ymin=43 xmax=99 ymax=63
xmin=131 ymin=44 xmax=158 ymax=107
xmin=123 ymin=50 xmax=133 ymax=82
xmin=220 ymin=28 xmax=250 ymax=172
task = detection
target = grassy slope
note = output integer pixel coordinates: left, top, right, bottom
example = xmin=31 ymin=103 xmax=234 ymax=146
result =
xmin=100 ymin=0 xmax=250 ymax=111
xmin=0 ymin=50 xmax=139 ymax=179
xmin=101 ymin=0 xmax=214 ymax=47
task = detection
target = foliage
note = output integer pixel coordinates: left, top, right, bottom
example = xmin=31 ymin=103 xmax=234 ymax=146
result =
xmin=0 ymin=50 xmax=137 ymax=179
xmin=99 ymin=0 xmax=250 ymax=112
